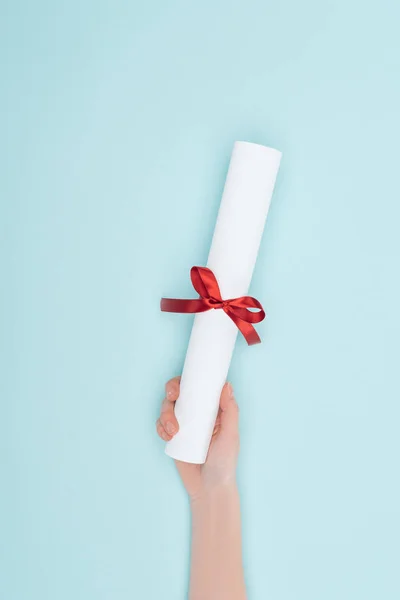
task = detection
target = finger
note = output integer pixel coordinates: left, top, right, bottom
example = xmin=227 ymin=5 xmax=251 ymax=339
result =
xmin=219 ymin=382 xmax=239 ymax=437
xmin=156 ymin=418 xmax=172 ymax=442
xmin=160 ymin=377 xmax=181 ymax=436
xmin=160 ymin=401 xmax=179 ymax=437
xmin=212 ymin=424 xmax=220 ymax=437
xmin=212 ymin=412 xmax=222 ymax=436
xmin=165 ymin=376 xmax=181 ymax=402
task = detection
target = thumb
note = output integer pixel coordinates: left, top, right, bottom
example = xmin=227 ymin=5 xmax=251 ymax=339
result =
xmin=219 ymin=382 xmax=239 ymax=438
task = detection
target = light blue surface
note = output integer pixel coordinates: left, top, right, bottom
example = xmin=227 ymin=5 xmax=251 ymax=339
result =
xmin=2 ymin=1 xmax=400 ymax=599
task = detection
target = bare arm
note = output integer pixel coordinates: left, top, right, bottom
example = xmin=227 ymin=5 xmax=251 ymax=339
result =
xmin=156 ymin=378 xmax=246 ymax=600
xmin=190 ymin=484 xmax=246 ymax=600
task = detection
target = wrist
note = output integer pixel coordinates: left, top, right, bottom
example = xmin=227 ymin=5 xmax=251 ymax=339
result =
xmin=190 ymin=481 xmax=238 ymax=510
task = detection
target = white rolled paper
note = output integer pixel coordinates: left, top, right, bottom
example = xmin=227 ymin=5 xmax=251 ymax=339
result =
xmin=166 ymin=141 xmax=281 ymax=464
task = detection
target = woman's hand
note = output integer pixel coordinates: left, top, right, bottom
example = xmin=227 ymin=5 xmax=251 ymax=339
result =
xmin=156 ymin=376 xmax=240 ymax=501
xmin=156 ymin=377 xmax=246 ymax=599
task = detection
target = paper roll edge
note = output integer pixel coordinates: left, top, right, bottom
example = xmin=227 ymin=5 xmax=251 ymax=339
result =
xmin=165 ymin=440 xmax=207 ymax=465
xmin=234 ymin=140 xmax=282 ymax=161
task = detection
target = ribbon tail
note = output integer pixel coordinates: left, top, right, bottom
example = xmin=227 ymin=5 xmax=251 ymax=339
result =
xmin=160 ymin=298 xmax=210 ymax=313
xmin=225 ymin=310 xmax=261 ymax=346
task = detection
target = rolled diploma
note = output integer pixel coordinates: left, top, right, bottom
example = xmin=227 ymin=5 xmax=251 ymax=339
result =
xmin=166 ymin=141 xmax=282 ymax=464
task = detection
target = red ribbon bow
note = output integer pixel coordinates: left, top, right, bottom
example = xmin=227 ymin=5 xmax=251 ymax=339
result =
xmin=160 ymin=266 xmax=265 ymax=345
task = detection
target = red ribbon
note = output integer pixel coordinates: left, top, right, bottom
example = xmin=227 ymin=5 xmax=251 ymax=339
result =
xmin=160 ymin=266 xmax=265 ymax=345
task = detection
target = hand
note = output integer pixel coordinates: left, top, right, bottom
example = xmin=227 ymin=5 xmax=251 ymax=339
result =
xmin=156 ymin=377 xmax=240 ymax=501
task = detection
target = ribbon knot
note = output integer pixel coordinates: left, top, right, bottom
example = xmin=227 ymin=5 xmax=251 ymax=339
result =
xmin=160 ymin=266 xmax=265 ymax=345
xmin=206 ymin=297 xmax=224 ymax=309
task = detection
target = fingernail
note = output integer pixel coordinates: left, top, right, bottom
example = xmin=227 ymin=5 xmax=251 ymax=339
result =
xmin=226 ymin=382 xmax=234 ymax=397
xmin=165 ymin=422 xmax=175 ymax=435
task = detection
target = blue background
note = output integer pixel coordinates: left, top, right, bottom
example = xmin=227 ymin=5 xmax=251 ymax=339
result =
xmin=2 ymin=1 xmax=400 ymax=599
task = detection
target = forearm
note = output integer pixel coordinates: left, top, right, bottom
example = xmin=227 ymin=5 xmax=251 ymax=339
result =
xmin=189 ymin=484 xmax=247 ymax=600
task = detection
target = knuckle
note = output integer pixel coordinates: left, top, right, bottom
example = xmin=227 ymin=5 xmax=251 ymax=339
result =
xmin=161 ymin=408 xmax=174 ymax=423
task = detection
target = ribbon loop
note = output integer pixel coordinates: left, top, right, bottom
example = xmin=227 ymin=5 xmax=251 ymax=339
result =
xmin=160 ymin=266 xmax=265 ymax=345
